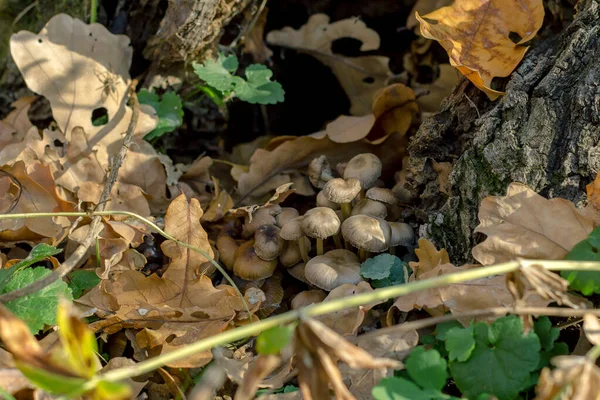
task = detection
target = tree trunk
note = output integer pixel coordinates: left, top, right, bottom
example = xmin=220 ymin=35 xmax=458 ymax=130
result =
xmin=407 ymin=0 xmax=600 ymax=264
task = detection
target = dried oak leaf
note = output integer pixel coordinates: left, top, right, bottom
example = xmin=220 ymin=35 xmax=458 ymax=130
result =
xmin=266 ymin=13 xmax=391 ymax=116
xmin=472 ymin=182 xmax=593 ymax=265
xmin=0 ymin=96 xmax=37 ymax=145
xmin=10 ymin=14 xmax=157 ymax=168
xmin=416 ymin=0 xmax=544 ymax=100
xmin=407 ymin=0 xmax=453 ymax=31
xmin=202 ymin=177 xmax=235 ymax=223
xmin=243 ymin=6 xmax=273 ymax=63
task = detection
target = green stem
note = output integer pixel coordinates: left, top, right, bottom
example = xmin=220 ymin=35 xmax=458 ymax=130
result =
xmin=587 ymin=344 xmax=600 ymax=361
xmin=94 ymin=258 xmax=600 ymax=384
xmin=0 ymin=211 xmax=249 ymax=318
xmin=340 ymin=203 xmax=351 ymax=221
xmin=317 ymin=238 xmax=324 ymax=255
xmin=90 ymin=0 xmax=98 ymax=23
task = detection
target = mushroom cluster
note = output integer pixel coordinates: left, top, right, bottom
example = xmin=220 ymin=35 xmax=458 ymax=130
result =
xmin=203 ymin=152 xmax=415 ymax=317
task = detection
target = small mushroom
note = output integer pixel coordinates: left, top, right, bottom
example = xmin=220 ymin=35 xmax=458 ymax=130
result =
xmin=322 ymin=177 xmax=361 ymax=221
xmin=254 ymin=224 xmax=286 ymax=260
xmin=291 ymin=289 xmax=327 ymax=309
xmin=279 ymin=239 xmax=311 ymax=267
xmin=343 ymin=153 xmax=382 ymax=191
xmin=276 ymin=207 xmax=300 ymax=228
xmin=388 ymin=222 xmax=415 ymax=255
xmin=304 ymin=249 xmax=362 ymax=291
xmin=351 ymin=198 xmax=388 ymax=218
xmin=301 ymin=207 xmax=341 ymax=255
xmin=308 ymin=155 xmax=334 ymax=188
xmin=366 ymin=187 xmax=397 ymax=206
xmin=198 ymin=242 xmax=219 ymax=276
xmin=287 ymin=262 xmax=307 ymax=283
xmin=216 ymin=235 xmax=239 ymax=271
xmin=316 ymin=191 xmax=340 ymax=210
xmin=342 ymin=215 xmax=391 ymax=261
xmin=280 ymin=217 xmax=310 ymax=263
xmin=243 ymin=205 xmax=281 ymax=237
xmin=256 ymin=272 xmax=285 ymax=318
xmin=233 ymin=240 xmax=278 ymax=281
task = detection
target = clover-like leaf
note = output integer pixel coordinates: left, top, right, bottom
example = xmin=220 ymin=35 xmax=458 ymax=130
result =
xmin=361 ymin=254 xmax=408 ymax=288
xmin=562 ymin=227 xmax=600 ymax=295
xmin=235 ymin=64 xmax=285 ymax=104
xmin=192 ymin=54 xmax=242 ymax=92
xmin=139 ymin=90 xmax=184 ymax=140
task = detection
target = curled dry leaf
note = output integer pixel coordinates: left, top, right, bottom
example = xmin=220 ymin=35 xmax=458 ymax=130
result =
xmin=583 ymin=314 xmax=600 ymax=346
xmin=0 ymin=96 xmax=37 ymax=145
xmin=472 ymin=182 xmax=594 ymax=265
xmin=416 ymin=0 xmax=544 ymax=99
xmin=231 ymin=183 xmax=295 ymax=220
xmin=202 ymin=177 xmax=235 ymax=222
xmin=10 ymin=14 xmax=157 ymax=168
xmin=536 ymin=351 xmax=600 ymax=400
xmin=406 ymin=0 xmax=453 ymax=31
xmin=267 ymin=13 xmax=391 ymax=116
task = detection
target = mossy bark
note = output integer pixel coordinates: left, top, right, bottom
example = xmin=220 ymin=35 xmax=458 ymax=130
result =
xmin=406 ymin=0 xmax=600 ymax=263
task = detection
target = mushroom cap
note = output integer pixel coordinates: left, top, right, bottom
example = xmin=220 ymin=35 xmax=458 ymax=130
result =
xmin=291 ymin=289 xmax=327 ymax=309
xmin=366 ymin=187 xmax=397 ymax=206
xmin=276 ymin=207 xmax=300 ymax=228
xmin=308 ymin=155 xmax=334 ymax=188
xmin=351 ymin=198 xmax=388 ymax=219
xmin=388 ymin=222 xmax=415 ymax=247
xmin=316 ymin=191 xmax=340 ymax=210
xmin=279 ymin=239 xmax=311 ymax=267
xmin=233 ymin=240 xmax=278 ymax=280
xmin=322 ymin=177 xmax=361 ymax=204
xmin=254 ymin=224 xmax=286 ymax=260
xmin=287 ymin=262 xmax=307 ymax=283
xmin=341 ymin=215 xmax=391 ymax=252
xmin=304 ymin=249 xmax=362 ymax=290
xmin=343 ymin=153 xmax=382 ymax=190
xmin=215 ymin=235 xmax=239 ymax=271
xmin=301 ymin=207 xmax=341 ymax=239
xmin=243 ymin=205 xmax=281 ymax=236
xmin=279 ymin=217 xmax=305 ymax=241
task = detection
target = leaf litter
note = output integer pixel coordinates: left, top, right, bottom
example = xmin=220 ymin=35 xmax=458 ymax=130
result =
xmin=0 ymin=2 xmax=593 ymax=400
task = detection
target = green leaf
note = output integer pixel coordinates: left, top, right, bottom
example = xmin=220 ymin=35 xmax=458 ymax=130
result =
xmin=256 ymin=325 xmax=294 ymax=355
xmin=405 ymin=347 xmax=448 ymax=391
xmin=372 ymin=377 xmax=457 ymax=400
xmin=192 ymin=54 xmax=242 ymax=93
xmin=234 ymin=64 xmax=285 ymax=104
xmin=68 ymin=270 xmax=100 ymax=299
xmin=361 ymin=254 xmax=408 ymax=288
xmin=139 ymin=89 xmax=184 ymax=141
xmin=562 ymin=227 xmax=600 ymax=295
xmin=449 ymin=316 xmax=541 ymax=400
xmin=445 ymin=325 xmax=475 ymax=362
xmin=2 ymin=268 xmax=73 ymax=333
xmin=435 ymin=320 xmax=463 ymax=341
xmin=534 ymin=317 xmax=559 ymax=351
xmin=12 ymin=243 xmax=62 ymax=271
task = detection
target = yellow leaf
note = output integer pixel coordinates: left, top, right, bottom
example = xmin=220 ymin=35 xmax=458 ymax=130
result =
xmin=408 ymin=238 xmax=450 ymax=278
xmin=416 ymin=0 xmax=544 ymax=100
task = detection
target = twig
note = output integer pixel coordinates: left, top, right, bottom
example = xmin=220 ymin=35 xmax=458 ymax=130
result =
xmin=464 ymin=93 xmax=480 ymax=118
xmin=10 ymin=0 xmax=38 ymax=32
xmin=228 ymin=0 xmax=268 ymax=49
xmin=0 ymin=82 xmax=140 ymax=303
xmin=90 ymin=0 xmax=98 ymax=23
xmin=90 ymin=258 xmax=600 ymax=384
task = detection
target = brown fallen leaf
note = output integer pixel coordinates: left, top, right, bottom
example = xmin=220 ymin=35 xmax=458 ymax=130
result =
xmin=266 ymin=14 xmax=391 ymax=116
xmin=416 ymin=0 xmax=544 ymax=99
xmin=243 ymin=6 xmax=273 ymax=63
xmin=409 ymin=238 xmax=450 ymax=279
xmin=202 ymin=177 xmax=235 ymax=222
xmin=407 ymin=0 xmax=453 ymax=31
xmin=0 ymin=96 xmax=37 ymax=145
xmin=472 ymin=182 xmax=593 ymax=265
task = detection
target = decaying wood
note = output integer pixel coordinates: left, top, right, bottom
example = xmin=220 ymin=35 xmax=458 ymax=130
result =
xmin=407 ymin=0 xmax=600 ymax=263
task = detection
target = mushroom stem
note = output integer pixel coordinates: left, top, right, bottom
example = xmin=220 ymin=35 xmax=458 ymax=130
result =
xmin=317 ymin=238 xmax=324 ymax=255
xmin=298 ymin=237 xmax=310 ymax=263
xmin=359 ymin=248 xmax=368 ymax=262
xmin=333 ymin=233 xmax=343 ymax=249
xmin=341 ymin=203 xmax=352 ymax=221
xmin=389 ymin=246 xmax=396 ymax=256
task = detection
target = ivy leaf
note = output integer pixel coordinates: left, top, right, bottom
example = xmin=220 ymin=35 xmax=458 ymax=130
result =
xmin=192 ymin=54 xmax=242 ymax=92
xmin=562 ymin=227 xmax=600 ymax=295
xmin=139 ymin=90 xmax=184 ymax=141
xmin=256 ymin=325 xmax=294 ymax=355
xmin=449 ymin=316 xmax=540 ymax=400
xmin=361 ymin=254 xmax=408 ymax=287
xmin=234 ymin=64 xmax=285 ymax=104
xmin=405 ymin=347 xmax=448 ymax=391
xmin=2 ymin=267 xmax=73 ymax=333
xmin=68 ymin=270 xmax=100 ymax=299
xmin=445 ymin=325 xmax=475 ymax=362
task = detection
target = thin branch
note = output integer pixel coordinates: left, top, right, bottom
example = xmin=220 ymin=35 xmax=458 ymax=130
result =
xmin=0 ymin=82 xmax=140 ymax=303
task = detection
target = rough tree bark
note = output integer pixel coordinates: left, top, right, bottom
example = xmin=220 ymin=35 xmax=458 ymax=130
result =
xmin=407 ymin=0 xmax=600 ymax=264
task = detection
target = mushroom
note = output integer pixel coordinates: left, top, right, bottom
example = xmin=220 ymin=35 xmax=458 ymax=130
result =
xmin=279 ymin=239 xmax=311 ymax=267
xmin=287 ymin=262 xmax=307 ymax=283
xmin=291 ymin=289 xmax=327 ymax=309
xmin=351 ymin=198 xmax=388 ymax=218
xmin=256 ymin=272 xmax=285 ymax=318
xmin=316 ymin=191 xmax=340 ymax=210
xmin=301 ymin=207 xmax=341 ymax=255
xmin=243 ymin=205 xmax=281 ymax=237
xmin=388 ymin=222 xmax=415 ymax=255
xmin=198 ymin=242 xmax=219 ymax=276
xmin=342 ymin=215 xmax=391 ymax=261
xmin=308 ymin=155 xmax=334 ymax=188
xmin=276 ymin=207 xmax=300 ymax=228
xmin=366 ymin=187 xmax=397 ymax=206
xmin=304 ymin=249 xmax=362 ymax=291
xmin=254 ymin=224 xmax=286 ymax=260
xmin=322 ymin=177 xmax=361 ymax=221
xmin=280 ymin=217 xmax=310 ymax=263
xmin=233 ymin=240 xmax=278 ymax=280
xmin=216 ymin=235 xmax=239 ymax=271
xmin=343 ymin=153 xmax=382 ymax=191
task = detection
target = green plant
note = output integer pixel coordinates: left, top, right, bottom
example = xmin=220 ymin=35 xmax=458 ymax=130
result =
xmin=192 ymin=53 xmax=284 ymax=105
xmin=138 ymin=89 xmax=184 ymax=141
xmin=360 ymin=253 xmax=408 ymax=288
xmin=562 ymin=227 xmax=600 ymax=295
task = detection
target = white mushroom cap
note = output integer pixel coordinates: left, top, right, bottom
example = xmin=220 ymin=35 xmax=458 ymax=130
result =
xmin=343 ymin=153 xmax=382 ymax=190
xmin=341 ymin=215 xmax=391 ymax=252
xmin=351 ymin=198 xmax=388 ymax=218
xmin=254 ymin=224 xmax=286 ymax=260
xmin=304 ymin=249 xmax=362 ymax=290
xmin=388 ymin=222 xmax=415 ymax=247
xmin=287 ymin=262 xmax=307 ymax=283
xmin=301 ymin=207 xmax=340 ymax=239
xmin=322 ymin=177 xmax=361 ymax=204
xmin=276 ymin=207 xmax=300 ymax=228
xmin=243 ymin=205 xmax=282 ymax=236
xmin=316 ymin=191 xmax=340 ymax=210
xmin=308 ymin=155 xmax=334 ymax=188
xmin=279 ymin=217 xmax=305 ymax=241
xmin=366 ymin=187 xmax=397 ymax=206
